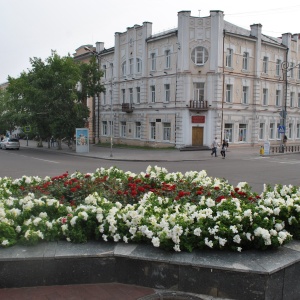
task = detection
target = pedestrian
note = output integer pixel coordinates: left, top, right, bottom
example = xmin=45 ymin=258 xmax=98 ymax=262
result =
xmin=50 ymin=136 xmax=55 ymax=147
xmin=220 ymin=139 xmax=227 ymax=159
xmin=283 ymin=135 xmax=287 ymax=148
xmin=211 ymin=137 xmax=219 ymax=157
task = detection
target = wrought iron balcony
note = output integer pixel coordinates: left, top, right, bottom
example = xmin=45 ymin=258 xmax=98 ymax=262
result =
xmin=122 ymin=103 xmax=134 ymax=113
xmin=189 ymin=100 xmax=209 ymax=111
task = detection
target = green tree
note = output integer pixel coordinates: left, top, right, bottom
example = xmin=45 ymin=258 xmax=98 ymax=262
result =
xmin=6 ymin=51 xmax=104 ymax=149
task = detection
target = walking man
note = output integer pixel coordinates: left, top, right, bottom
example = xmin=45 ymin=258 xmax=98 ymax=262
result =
xmin=211 ymin=137 xmax=219 ymax=157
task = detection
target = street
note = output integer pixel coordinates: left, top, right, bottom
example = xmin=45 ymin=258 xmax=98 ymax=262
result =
xmin=0 ymin=146 xmax=299 ymax=194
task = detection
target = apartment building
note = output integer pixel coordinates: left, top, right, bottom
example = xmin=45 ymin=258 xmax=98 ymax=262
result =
xmin=74 ymin=10 xmax=300 ymax=148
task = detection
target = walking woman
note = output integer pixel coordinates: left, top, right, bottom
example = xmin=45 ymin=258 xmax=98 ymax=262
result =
xmin=220 ymin=139 xmax=227 ymax=159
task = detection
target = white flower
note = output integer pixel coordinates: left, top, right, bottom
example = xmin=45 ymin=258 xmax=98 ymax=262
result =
xmin=33 ymin=217 xmax=42 ymax=226
xmin=193 ymin=228 xmax=202 ymax=236
xmin=205 ymin=198 xmax=215 ymax=208
xmin=15 ymin=226 xmax=21 ymax=233
xmin=102 ymin=234 xmax=108 ymax=242
xmin=218 ymin=237 xmax=227 ymax=247
xmin=204 ymin=237 xmax=214 ymax=248
xmin=70 ymin=216 xmax=78 ymax=226
xmin=230 ymin=225 xmax=238 ymax=234
xmin=1 ymin=240 xmax=9 ymax=246
xmin=78 ymin=211 xmax=88 ymax=221
xmin=173 ymin=244 xmax=181 ymax=252
xmin=39 ymin=212 xmax=48 ymax=218
xmin=233 ymin=234 xmax=241 ymax=244
xmin=237 ymin=247 xmax=242 ymax=252
xmin=151 ymin=237 xmax=160 ymax=247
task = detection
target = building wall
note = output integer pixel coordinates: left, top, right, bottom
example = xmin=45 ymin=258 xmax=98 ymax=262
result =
xmin=83 ymin=10 xmax=300 ymax=148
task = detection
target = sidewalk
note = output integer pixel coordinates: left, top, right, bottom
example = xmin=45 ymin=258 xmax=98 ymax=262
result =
xmin=20 ymin=139 xmax=262 ymax=162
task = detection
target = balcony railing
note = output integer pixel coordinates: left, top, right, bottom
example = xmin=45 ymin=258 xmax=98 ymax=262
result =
xmin=189 ymin=100 xmax=209 ymax=110
xmin=122 ymin=103 xmax=134 ymax=113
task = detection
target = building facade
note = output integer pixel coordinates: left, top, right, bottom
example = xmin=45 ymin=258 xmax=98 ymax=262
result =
xmin=75 ymin=10 xmax=300 ymax=148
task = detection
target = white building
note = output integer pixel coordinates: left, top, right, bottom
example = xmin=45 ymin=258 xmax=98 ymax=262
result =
xmin=74 ymin=10 xmax=300 ymax=148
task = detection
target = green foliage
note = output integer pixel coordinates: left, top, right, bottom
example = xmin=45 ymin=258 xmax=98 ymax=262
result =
xmin=4 ymin=51 xmax=103 ymax=141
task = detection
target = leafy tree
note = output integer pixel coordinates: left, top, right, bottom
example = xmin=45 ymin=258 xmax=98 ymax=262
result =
xmin=6 ymin=51 xmax=104 ymax=149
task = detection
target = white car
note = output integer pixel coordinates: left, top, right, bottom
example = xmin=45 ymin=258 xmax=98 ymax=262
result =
xmin=0 ymin=138 xmax=20 ymax=150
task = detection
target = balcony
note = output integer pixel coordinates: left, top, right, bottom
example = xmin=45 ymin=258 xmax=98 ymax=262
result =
xmin=189 ymin=100 xmax=209 ymax=111
xmin=122 ymin=103 xmax=134 ymax=113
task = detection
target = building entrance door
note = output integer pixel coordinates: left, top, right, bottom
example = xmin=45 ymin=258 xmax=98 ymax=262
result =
xmin=192 ymin=127 xmax=203 ymax=146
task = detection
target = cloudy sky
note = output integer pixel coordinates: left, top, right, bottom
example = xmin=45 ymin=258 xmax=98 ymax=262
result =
xmin=1 ymin=0 xmax=300 ymax=83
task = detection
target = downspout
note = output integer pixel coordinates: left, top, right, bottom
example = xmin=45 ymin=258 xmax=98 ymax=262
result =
xmin=221 ymin=29 xmax=225 ymax=142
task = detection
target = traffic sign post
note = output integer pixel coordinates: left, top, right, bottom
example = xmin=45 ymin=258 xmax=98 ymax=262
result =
xmin=278 ymin=125 xmax=285 ymax=134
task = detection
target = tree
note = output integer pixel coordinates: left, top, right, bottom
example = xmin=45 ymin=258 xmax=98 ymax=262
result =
xmin=6 ymin=51 xmax=104 ymax=149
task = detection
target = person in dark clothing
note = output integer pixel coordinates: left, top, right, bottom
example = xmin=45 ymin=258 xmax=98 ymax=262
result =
xmin=220 ymin=139 xmax=227 ymax=159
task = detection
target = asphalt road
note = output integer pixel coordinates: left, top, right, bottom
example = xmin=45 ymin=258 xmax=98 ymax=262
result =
xmin=0 ymin=147 xmax=299 ymax=194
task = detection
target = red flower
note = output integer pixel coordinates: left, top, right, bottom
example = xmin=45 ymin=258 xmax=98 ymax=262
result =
xmin=70 ymin=187 xmax=77 ymax=193
xmin=61 ymin=217 xmax=67 ymax=224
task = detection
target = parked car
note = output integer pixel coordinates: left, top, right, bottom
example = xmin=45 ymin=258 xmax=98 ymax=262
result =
xmin=0 ymin=138 xmax=20 ymax=150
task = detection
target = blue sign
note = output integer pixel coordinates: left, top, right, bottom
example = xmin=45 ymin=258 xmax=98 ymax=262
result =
xmin=278 ymin=125 xmax=285 ymax=133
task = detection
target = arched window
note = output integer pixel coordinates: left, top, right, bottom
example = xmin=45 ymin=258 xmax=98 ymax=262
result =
xmin=191 ymin=46 xmax=209 ymax=65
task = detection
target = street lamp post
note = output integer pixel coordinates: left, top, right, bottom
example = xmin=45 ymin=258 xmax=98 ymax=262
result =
xmin=280 ymin=60 xmax=300 ymax=153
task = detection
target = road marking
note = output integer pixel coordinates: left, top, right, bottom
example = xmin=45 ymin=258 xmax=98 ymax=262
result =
xmin=31 ymin=157 xmax=59 ymax=164
xmin=17 ymin=154 xmax=59 ymax=164
xmin=243 ymin=156 xmax=300 ymax=164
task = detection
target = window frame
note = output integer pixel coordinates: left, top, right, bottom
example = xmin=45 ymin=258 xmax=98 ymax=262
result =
xmin=242 ymin=52 xmax=249 ymax=70
xmin=226 ymin=48 xmax=233 ymax=68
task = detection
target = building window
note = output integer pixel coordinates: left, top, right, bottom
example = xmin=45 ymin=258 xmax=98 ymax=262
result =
xmin=298 ymin=93 xmax=300 ymax=107
xmin=163 ymin=123 xmax=171 ymax=141
xmin=276 ymin=59 xmax=281 ymax=76
xmin=102 ymin=121 xmax=108 ymax=136
xmin=164 ymin=84 xmax=170 ymax=102
xmin=276 ymin=124 xmax=281 ymax=140
xmin=262 ymin=88 xmax=268 ymax=105
xmin=224 ymin=124 xmax=233 ymax=142
xmin=136 ymin=87 xmax=141 ymax=104
xmin=288 ymin=123 xmax=292 ymax=139
xmin=122 ymin=61 xmax=126 ymax=77
xmin=298 ymin=65 xmax=300 ymax=80
xmin=276 ymin=90 xmax=281 ymax=106
xmin=263 ymin=56 xmax=268 ymax=73
xmin=135 ymin=122 xmax=141 ymax=138
xmin=194 ymin=82 xmax=205 ymax=101
xmin=226 ymin=48 xmax=233 ymax=67
xmin=103 ymin=65 xmax=107 ymax=79
xmin=103 ymin=91 xmax=106 ymax=105
xmin=242 ymin=52 xmax=249 ymax=70
xmin=165 ymin=50 xmax=171 ymax=69
xmin=129 ymin=58 xmax=133 ymax=75
xmin=259 ymin=123 xmax=265 ymax=140
xmin=191 ymin=46 xmax=209 ymax=65
xmin=226 ymin=84 xmax=232 ymax=103
xmin=239 ymin=124 xmax=247 ymax=142
xmin=150 ymin=85 xmax=156 ymax=103
xmin=151 ymin=53 xmax=156 ymax=71
xmin=129 ymin=88 xmax=133 ymax=103
xmin=110 ymin=63 xmax=113 ymax=78
xmin=120 ymin=121 xmax=126 ymax=137
xmin=290 ymin=63 xmax=294 ymax=79
xmin=121 ymin=89 xmax=126 ymax=103
xmin=136 ymin=58 xmax=142 ymax=73
xmin=150 ymin=122 xmax=156 ymax=140
xmin=297 ymin=124 xmax=300 ymax=138
xmin=290 ymin=92 xmax=294 ymax=107
xmin=269 ymin=123 xmax=275 ymax=139
xmin=242 ymin=86 xmax=248 ymax=104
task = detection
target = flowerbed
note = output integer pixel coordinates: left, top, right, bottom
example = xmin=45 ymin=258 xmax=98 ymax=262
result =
xmin=0 ymin=165 xmax=299 ymax=252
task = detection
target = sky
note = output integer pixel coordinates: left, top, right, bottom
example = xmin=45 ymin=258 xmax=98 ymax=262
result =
xmin=1 ymin=0 xmax=300 ymax=83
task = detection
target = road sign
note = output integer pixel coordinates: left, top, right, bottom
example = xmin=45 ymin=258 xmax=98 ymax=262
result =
xmin=24 ymin=126 xmax=31 ymax=133
xmin=278 ymin=125 xmax=285 ymax=133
